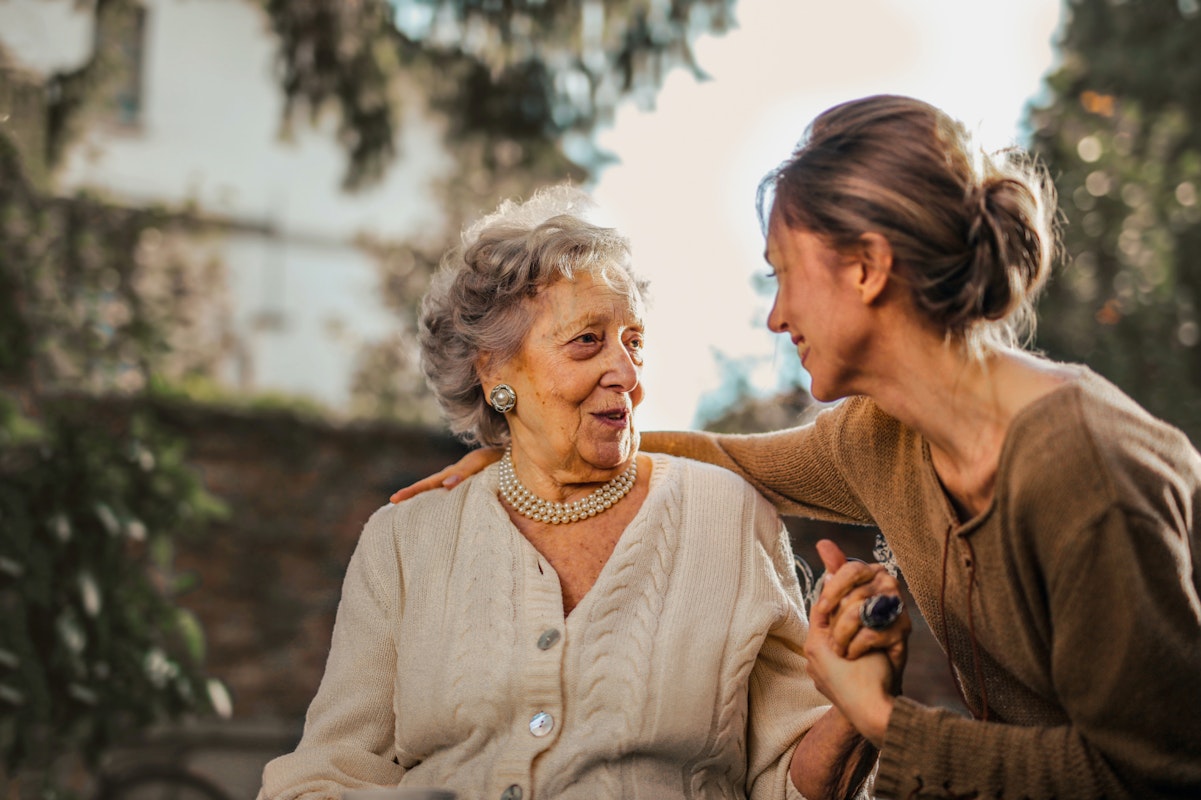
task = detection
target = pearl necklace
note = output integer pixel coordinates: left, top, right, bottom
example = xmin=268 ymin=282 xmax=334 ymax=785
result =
xmin=498 ymin=447 xmax=637 ymax=524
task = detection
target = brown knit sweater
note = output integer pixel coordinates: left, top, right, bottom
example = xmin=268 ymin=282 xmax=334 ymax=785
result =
xmin=646 ymin=367 xmax=1201 ymax=798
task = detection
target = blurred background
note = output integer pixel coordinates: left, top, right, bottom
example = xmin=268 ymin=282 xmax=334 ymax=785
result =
xmin=1 ymin=0 xmax=1199 ymax=797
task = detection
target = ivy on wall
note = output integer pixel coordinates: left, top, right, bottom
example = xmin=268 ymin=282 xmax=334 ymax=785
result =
xmin=0 ymin=131 xmax=226 ymax=790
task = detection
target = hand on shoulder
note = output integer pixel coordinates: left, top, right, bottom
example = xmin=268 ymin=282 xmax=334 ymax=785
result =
xmin=390 ymin=447 xmax=503 ymax=503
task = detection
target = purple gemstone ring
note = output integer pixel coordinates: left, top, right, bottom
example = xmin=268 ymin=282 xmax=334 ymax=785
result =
xmin=860 ymin=594 xmax=904 ymax=631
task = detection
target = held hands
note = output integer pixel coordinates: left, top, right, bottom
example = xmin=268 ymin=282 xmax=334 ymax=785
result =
xmin=803 ymin=539 xmax=911 ymax=748
xmin=389 ymin=447 xmax=503 ymax=503
xmin=811 ymin=540 xmax=910 ymax=674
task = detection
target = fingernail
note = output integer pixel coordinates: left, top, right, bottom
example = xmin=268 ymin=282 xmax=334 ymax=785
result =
xmin=443 ymin=475 xmax=461 ymax=488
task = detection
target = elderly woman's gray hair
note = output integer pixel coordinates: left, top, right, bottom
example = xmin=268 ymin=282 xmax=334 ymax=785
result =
xmin=420 ymin=185 xmax=649 ymax=447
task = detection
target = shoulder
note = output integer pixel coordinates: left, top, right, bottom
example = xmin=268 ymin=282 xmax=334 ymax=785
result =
xmin=363 ymin=486 xmax=461 ymax=536
xmin=1002 ymin=368 xmax=1201 ymax=537
xmin=652 ymin=452 xmax=771 ymax=506
xmin=1071 ymin=371 xmax=1199 ymax=472
xmin=838 ymin=395 xmax=918 ymax=458
xmin=649 ymin=453 xmax=786 ymax=546
xmin=360 ymin=470 xmax=497 ymax=557
xmin=817 ymin=395 xmax=920 ymax=484
xmin=721 ymin=395 xmax=911 ymax=467
xmin=839 ymin=394 xmax=906 ymax=436
xmin=1005 ymin=367 xmax=1199 ymax=490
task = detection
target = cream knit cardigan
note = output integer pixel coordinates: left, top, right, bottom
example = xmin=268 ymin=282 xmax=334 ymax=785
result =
xmin=259 ymin=454 xmax=832 ymax=800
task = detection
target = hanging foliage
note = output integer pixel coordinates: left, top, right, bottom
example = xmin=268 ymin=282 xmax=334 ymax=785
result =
xmin=0 ymin=120 xmax=228 ymax=788
xmin=262 ymin=0 xmax=737 ymax=186
xmin=0 ymin=398 xmax=227 ymax=783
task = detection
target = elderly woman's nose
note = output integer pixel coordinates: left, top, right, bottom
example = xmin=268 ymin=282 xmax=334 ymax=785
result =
xmin=602 ymin=342 xmax=640 ymax=389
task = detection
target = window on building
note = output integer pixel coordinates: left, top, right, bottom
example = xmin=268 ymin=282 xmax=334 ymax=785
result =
xmin=96 ymin=3 xmax=146 ymax=128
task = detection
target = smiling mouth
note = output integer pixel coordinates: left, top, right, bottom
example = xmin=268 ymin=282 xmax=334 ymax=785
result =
xmin=594 ymin=409 xmax=630 ymax=424
xmin=793 ymin=337 xmax=810 ymax=364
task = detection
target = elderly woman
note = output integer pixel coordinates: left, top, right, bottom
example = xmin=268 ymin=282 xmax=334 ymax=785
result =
xmin=258 ymin=187 xmax=903 ymax=800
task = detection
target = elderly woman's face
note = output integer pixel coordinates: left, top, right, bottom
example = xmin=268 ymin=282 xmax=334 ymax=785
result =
xmin=489 ymin=272 xmax=645 ymax=479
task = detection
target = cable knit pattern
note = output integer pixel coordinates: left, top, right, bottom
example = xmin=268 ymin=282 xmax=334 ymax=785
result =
xmin=687 ymin=496 xmax=786 ymax=798
xmin=686 ymin=627 xmax=758 ymax=799
xmin=258 ymin=454 xmax=833 ymax=800
xmin=647 ymin=367 xmax=1201 ymax=799
xmin=558 ymin=476 xmax=680 ymax=797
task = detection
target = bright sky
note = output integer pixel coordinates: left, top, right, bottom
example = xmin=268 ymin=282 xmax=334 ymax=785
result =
xmin=592 ymin=0 xmax=1063 ymax=431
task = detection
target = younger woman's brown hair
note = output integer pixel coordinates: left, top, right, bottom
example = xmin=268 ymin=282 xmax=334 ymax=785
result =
xmin=759 ymin=94 xmax=1058 ymax=354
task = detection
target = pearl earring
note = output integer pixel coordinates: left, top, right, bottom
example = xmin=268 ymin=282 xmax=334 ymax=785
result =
xmin=488 ymin=383 xmax=517 ymax=413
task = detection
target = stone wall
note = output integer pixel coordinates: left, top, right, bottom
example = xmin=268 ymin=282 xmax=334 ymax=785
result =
xmin=144 ymin=401 xmax=468 ymax=723
xmin=125 ymin=400 xmax=469 ymax=797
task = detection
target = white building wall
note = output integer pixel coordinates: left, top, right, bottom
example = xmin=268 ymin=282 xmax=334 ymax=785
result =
xmin=0 ymin=0 xmax=453 ymax=410
xmin=219 ymin=231 xmax=400 ymax=401
xmin=0 ymin=0 xmax=94 ymax=73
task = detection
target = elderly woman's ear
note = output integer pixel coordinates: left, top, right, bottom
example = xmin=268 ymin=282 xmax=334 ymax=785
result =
xmin=473 ymin=357 xmax=497 ymax=401
xmin=475 ymin=355 xmax=495 ymax=387
xmin=477 ymin=358 xmax=517 ymax=415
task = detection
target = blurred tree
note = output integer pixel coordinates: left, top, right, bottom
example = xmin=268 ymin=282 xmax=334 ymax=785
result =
xmin=348 ymin=234 xmax=444 ymax=422
xmin=262 ymin=0 xmax=736 ymax=187
xmin=0 ymin=398 xmax=227 ymax=792
xmin=694 ymin=349 xmax=814 ymax=433
xmin=0 ymin=124 xmax=227 ymax=792
xmin=1028 ymin=0 xmax=1201 ymax=444
xmin=42 ymin=0 xmax=736 ymax=192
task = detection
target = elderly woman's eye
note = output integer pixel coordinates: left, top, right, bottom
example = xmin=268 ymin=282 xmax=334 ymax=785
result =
xmin=576 ymin=333 xmax=601 ymax=345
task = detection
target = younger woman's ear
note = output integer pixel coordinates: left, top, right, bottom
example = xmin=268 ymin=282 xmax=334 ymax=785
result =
xmin=855 ymin=232 xmax=894 ymax=305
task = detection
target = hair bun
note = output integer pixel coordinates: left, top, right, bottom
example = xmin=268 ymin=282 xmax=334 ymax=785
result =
xmin=964 ymin=171 xmax=1054 ymax=325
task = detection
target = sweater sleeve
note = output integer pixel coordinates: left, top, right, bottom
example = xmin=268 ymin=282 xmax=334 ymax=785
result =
xmin=258 ymin=508 xmax=406 ymax=799
xmin=641 ymin=402 xmax=874 ymax=525
xmin=875 ymin=504 xmax=1201 ymax=799
xmin=745 ymin=515 xmax=829 ymax=800
xmin=744 ymin=496 xmax=873 ymax=800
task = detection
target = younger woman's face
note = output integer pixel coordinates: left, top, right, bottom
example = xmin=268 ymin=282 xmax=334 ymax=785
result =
xmin=764 ymin=212 xmax=873 ymax=402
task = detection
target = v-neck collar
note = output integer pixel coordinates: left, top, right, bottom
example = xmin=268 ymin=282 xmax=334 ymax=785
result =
xmin=917 ymin=366 xmax=1088 ymax=534
xmin=475 ymin=453 xmax=669 ymax=622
